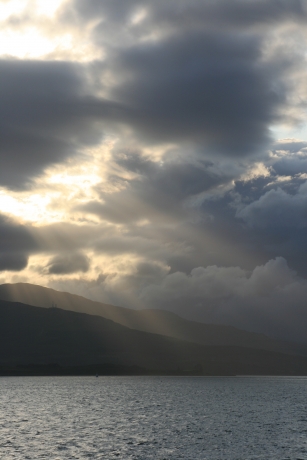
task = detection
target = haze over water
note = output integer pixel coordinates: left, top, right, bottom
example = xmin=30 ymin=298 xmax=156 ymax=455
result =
xmin=1 ymin=376 xmax=307 ymax=459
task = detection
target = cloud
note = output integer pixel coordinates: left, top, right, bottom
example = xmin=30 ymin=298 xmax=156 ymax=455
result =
xmin=232 ymin=168 xmax=307 ymax=274
xmin=0 ymin=253 xmax=28 ymax=272
xmin=60 ymin=0 xmax=303 ymax=157
xmin=47 ymin=252 xmax=90 ymax=274
xmin=66 ymin=0 xmax=307 ymax=30
xmin=108 ymin=30 xmax=282 ymax=155
xmin=272 ymin=140 xmax=307 ymax=176
xmin=0 ymin=216 xmax=97 ymax=272
xmin=138 ymin=257 xmax=307 ymax=342
xmin=1 ymin=0 xmax=305 ymax=194
xmin=237 ymin=183 xmax=307 ymax=229
xmin=140 ymin=257 xmax=294 ymax=303
xmin=0 ymin=214 xmax=36 ymax=271
xmin=48 ymin=256 xmax=307 ymax=343
xmin=1 ymin=0 xmax=307 ymax=347
xmin=78 ymin=151 xmax=230 ymax=223
xmin=0 ymin=59 xmax=123 ymax=189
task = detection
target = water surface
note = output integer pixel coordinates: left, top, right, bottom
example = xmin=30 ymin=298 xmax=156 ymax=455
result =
xmin=1 ymin=376 xmax=307 ymax=459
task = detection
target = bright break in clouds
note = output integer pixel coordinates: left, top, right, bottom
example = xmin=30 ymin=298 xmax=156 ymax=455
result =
xmin=1 ymin=0 xmax=307 ymax=342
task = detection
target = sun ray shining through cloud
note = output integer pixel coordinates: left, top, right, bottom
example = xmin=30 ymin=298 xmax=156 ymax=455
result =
xmin=1 ymin=0 xmax=307 ymax=343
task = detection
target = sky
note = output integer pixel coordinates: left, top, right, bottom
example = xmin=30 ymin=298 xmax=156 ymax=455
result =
xmin=1 ymin=0 xmax=307 ymax=342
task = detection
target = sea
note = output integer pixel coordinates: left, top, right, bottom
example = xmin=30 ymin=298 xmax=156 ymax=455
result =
xmin=1 ymin=376 xmax=307 ymax=459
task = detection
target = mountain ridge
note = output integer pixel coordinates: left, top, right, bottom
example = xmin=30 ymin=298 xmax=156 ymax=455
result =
xmin=2 ymin=299 xmax=307 ymax=375
xmin=0 ymin=282 xmax=303 ymax=355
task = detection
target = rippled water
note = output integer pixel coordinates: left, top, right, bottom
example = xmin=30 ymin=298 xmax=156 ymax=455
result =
xmin=1 ymin=376 xmax=307 ymax=459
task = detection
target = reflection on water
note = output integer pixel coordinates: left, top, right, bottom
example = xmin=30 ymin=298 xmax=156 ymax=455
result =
xmin=1 ymin=376 xmax=307 ymax=459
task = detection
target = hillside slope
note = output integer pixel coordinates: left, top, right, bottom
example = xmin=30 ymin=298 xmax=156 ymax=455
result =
xmin=0 ymin=282 xmax=301 ymax=355
xmin=1 ymin=300 xmax=307 ymax=375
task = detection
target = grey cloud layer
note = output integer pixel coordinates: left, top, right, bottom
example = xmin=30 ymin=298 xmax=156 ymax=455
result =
xmin=139 ymin=257 xmax=307 ymax=343
xmin=2 ymin=0 xmax=304 ymax=190
xmin=0 ymin=214 xmax=36 ymax=270
xmin=64 ymin=0 xmax=304 ymax=155
xmin=108 ymin=31 xmax=285 ymax=155
xmin=1 ymin=61 xmax=84 ymax=188
xmin=1 ymin=0 xmax=307 ymax=344
xmin=237 ymin=184 xmax=307 ymax=229
xmin=67 ymin=0 xmax=307 ymax=29
xmin=78 ymin=150 xmax=231 ymax=224
xmin=0 ymin=30 xmax=282 ymax=190
xmin=47 ymin=252 xmax=90 ymax=274
xmin=0 ymin=60 xmax=124 ymax=189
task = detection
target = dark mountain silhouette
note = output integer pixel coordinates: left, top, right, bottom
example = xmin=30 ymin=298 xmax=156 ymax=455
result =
xmin=1 ymin=299 xmax=307 ymax=376
xmin=0 ymin=283 xmax=303 ymax=355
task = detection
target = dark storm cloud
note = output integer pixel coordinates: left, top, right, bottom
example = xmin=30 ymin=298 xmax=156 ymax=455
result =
xmin=0 ymin=59 xmax=125 ymax=190
xmin=60 ymin=0 xmax=296 ymax=157
xmin=0 ymin=60 xmax=80 ymax=189
xmin=234 ymin=184 xmax=307 ymax=274
xmin=0 ymin=214 xmax=37 ymax=271
xmin=66 ymin=0 xmax=306 ymax=28
xmin=47 ymin=252 xmax=90 ymax=274
xmin=2 ymin=0 xmax=302 ymax=193
xmin=0 ymin=216 xmax=98 ymax=272
xmin=0 ymin=215 xmax=85 ymax=272
xmin=1 ymin=0 xmax=303 ymax=191
xmin=63 ymin=0 xmax=140 ymax=22
xmin=237 ymin=185 xmax=307 ymax=229
xmin=2 ymin=0 xmax=307 ymax=345
xmin=108 ymin=31 xmax=282 ymax=155
xmin=0 ymin=214 xmax=37 ymax=254
xmin=171 ymin=137 xmax=305 ymax=277
xmin=0 ymin=253 xmax=28 ymax=271
xmin=271 ymin=141 xmax=307 ymax=176
xmin=273 ymin=157 xmax=307 ymax=177
xmin=224 ymin=143 xmax=307 ymax=274
xmin=154 ymin=0 xmax=307 ymax=28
